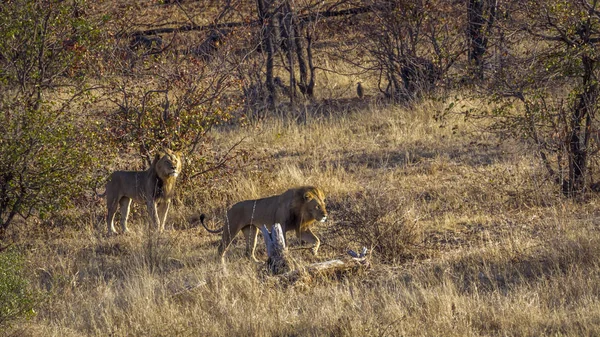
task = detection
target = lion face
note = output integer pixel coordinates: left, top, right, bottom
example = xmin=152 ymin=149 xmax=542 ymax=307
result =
xmin=155 ymin=150 xmax=182 ymax=179
xmin=303 ymin=191 xmax=327 ymax=223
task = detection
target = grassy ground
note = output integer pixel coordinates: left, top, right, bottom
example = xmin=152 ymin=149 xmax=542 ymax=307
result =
xmin=6 ymin=98 xmax=600 ymax=336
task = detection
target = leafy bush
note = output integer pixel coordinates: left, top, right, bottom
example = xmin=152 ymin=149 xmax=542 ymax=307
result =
xmin=0 ymin=249 xmax=37 ymax=327
xmin=0 ymin=0 xmax=100 ymax=232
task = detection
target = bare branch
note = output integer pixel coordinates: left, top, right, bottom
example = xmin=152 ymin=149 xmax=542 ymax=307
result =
xmin=189 ymin=136 xmax=247 ymax=179
xmin=121 ymin=6 xmax=372 ymax=38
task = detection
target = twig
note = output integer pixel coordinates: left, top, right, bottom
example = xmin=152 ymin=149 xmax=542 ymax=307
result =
xmin=189 ymin=136 xmax=247 ymax=179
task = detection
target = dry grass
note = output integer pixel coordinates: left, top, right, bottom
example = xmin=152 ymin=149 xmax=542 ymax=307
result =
xmin=5 ymin=98 xmax=600 ymax=336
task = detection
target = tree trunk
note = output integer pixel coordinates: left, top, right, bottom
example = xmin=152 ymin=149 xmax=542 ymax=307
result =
xmin=257 ymin=0 xmax=277 ymax=110
xmin=293 ymin=23 xmax=309 ymax=97
xmin=567 ymin=54 xmax=597 ymax=195
xmin=304 ymin=28 xmax=316 ymax=98
xmin=281 ymin=2 xmax=297 ymax=106
xmin=467 ymin=0 xmax=497 ymax=80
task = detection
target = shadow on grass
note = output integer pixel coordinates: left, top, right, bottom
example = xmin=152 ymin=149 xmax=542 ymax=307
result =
xmin=420 ymin=234 xmax=600 ymax=295
xmin=277 ymin=141 xmax=509 ymax=172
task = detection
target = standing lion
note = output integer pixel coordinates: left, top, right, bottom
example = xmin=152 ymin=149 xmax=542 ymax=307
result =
xmin=98 ymin=149 xmax=182 ymax=235
xmin=200 ymin=186 xmax=328 ymax=262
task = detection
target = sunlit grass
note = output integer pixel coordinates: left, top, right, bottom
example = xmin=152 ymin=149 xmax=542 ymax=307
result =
xmin=7 ymin=97 xmax=600 ymax=337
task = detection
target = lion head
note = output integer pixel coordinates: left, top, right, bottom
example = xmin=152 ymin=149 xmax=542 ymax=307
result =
xmin=294 ymin=186 xmax=327 ymax=230
xmin=151 ymin=149 xmax=182 ymax=199
xmin=153 ymin=149 xmax=182 ymax=179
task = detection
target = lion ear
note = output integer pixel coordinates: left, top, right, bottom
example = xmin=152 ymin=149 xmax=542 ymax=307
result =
xmin=151 ymin=153 xmax=161 ymax=166
xmin=303 ymin=192 xmax=312 ymax=200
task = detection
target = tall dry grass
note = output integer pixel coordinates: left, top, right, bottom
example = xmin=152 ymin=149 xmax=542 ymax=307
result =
xmin=5 ymin=98 xmax=600 ymax=336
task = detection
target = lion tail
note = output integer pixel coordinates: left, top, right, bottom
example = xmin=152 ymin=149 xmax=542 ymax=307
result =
xmin=94 ymin=186 xmax=106 ymax=198
xmin=93 ymin=177 xmax=107 ymax=198
xmin=199 ymin=214 xmax=224 ymax=233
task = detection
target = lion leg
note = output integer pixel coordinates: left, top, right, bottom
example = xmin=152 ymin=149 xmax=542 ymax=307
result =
xmin=300 ymin=229 xmax=320 ymax=255
xmin=146 ymin=200 xmax=160 ymax=231
xmin=217 ymin=223 xmax=236 ymax=262
xmin=119 ymin=197 xmax=132 ymax=234
xmin=242 ymin=225 xmax=260 ymax=262
xmin=157 ymin=201 xmax=170 ymax=232
xmin=106 ymin=196 xmax=120 ymax=235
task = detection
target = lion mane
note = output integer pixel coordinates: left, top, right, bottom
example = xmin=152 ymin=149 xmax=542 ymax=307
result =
xmin=99 ymin=149 xmax=182 ymax=235
xmin=201 ymin=186 xmax=328 ymax=262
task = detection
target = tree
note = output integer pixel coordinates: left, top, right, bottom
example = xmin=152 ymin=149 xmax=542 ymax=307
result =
xmin=276 ymin=0 xmax=320 ymax=101
xmin=257 ymin=0 xmax=278 ymax=111
xmin=0 ymin=0 xmax=99 ymax=234
xmin=247 ymin=0 xmax=327 ymax=118
xmin=467 ymin=0 xmax=498 ymax=80
xmin=357 ymin=0 xmax=462 ymax=102
xmin=94 ymin=1 xmax=248 ymax=180
xmin=483 ymin=0 xmax=600 ymax=196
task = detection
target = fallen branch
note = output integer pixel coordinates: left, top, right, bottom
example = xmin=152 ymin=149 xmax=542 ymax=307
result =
xmin=261 ymin=223 xmax=369 ymax=280
xmin=284 ymin=247 xmax=369 ymax=280
xmin=121 ymin=6 xmax=372 ymax=38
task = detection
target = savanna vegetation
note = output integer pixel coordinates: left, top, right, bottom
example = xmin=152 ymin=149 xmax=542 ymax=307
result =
xmin=2 ymin=0 xmax=600 ymax=336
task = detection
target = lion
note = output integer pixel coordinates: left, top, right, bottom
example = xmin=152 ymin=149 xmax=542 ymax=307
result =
xmin=97 ymin=149 xmax=182 ymax=235
xmin=200 ymin=186 xmax=328 ymax=262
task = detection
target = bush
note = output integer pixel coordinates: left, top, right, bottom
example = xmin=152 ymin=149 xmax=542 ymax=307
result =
xmin=332 ymin=189 xmax=424 ymax=264
xmin=0 ymin=0 xmax=101 ymax=233
xmin=0 ymin=249 xmax=37 ymax=327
